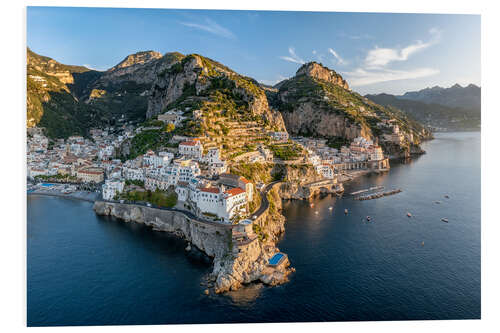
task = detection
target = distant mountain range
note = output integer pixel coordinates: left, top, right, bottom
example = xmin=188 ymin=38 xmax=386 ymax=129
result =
xmin=366 ymin=84 xmax=481 ymax=131
xmin=398 ymin=84 xmax=480 ymax=110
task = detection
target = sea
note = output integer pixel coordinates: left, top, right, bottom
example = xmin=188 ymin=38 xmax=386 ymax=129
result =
xmin=27 ymin=131 xmax=480 ymax=326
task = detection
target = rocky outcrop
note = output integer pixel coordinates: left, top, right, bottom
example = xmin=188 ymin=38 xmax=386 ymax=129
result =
xmin=108 ymin=51 xmax=162 ymax=71
xmin=93 ymin=200 xmax=293 ymax=294
xmin=296 ymin=62 xmax=349 ymax=90
xmin=145 ymin=54 xmax=287 ymax=132
xmin=280 ymin=101 xmax=373 ymax=140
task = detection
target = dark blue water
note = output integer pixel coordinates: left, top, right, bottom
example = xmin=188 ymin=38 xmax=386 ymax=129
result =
xmin=27 ymin=132 xmax=480 ymax=326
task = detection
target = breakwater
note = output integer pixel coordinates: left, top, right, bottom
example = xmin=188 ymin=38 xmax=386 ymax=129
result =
xmin=353 ymin=188 xmax=402 ymax=201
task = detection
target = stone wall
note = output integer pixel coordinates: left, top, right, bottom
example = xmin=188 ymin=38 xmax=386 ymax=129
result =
xmin=93 ymin=200 xmax=293 ymax=294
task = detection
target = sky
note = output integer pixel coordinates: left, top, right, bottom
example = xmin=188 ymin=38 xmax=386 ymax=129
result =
xmin=27 ymin=7 xmax=481 ymax=95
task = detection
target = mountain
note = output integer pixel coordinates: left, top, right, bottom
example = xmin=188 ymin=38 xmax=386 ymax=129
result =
xmin=365 ymin=93 xmax=481 ymax=131
xmin=27 ymin=48 xmax=104 ymax=138
xmin=26 ymin=48 xmax=183 ymax=138
xmin=269 ymin=62 xmax=431 ymax=157
xmin=398 ymin=84 xmax=481 ymax=110
xmin=27 ymin=48 xmax=286 ymax=143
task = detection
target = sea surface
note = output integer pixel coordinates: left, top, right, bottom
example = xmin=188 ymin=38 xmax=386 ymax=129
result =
xmin=27 ymin=131 xmax=480 ymax=326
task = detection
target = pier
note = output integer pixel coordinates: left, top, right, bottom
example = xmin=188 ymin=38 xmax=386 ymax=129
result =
xmin=354 ymin=189 xmax=402 ymax=201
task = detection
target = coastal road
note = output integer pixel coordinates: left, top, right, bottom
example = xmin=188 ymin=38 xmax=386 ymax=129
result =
xmin=253 ymin=181 xmax=281 ymax=219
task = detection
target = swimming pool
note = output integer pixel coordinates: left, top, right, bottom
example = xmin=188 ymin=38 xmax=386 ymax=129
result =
xmin=268 ymin=253 xmax=285 ymax=266
xmin=41 ymin=183 xmax=55 ymax=187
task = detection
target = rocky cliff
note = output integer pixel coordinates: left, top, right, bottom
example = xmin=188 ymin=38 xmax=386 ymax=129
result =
xmin=271 ymin=61 xmax=432 ymax=157
xmin=146 ymin=53 xmax=287 ymax=132
xmin=295 ymin=61 xmax=350 ymax=90
xmin=93 ymin=200 xmax=293 ymax=294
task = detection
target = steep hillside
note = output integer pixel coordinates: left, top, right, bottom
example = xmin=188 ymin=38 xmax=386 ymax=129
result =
xmin=26 ymin=48 xmax=184 ymax=138
xmin=399 ymin=84 xmax=481 ymax=110
xmin=144 ymin=53 xmax=286 ymax=158
xmin=365 ymin=93 xmax=481 ymax=131
xmin=271 ymin=62 xmax=431 ymax=156
xmin=27 ymin=49 xmax=104 ymax=138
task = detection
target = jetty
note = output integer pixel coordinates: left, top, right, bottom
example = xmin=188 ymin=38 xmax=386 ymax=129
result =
xmin=354 ymin=188 xmax=402 ymax=201
xmin=350 ymin=185 xmax=384 ymax=196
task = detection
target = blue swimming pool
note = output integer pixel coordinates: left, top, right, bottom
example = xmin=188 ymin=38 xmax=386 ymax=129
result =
xmin=41 ymin=183 xmax=55 ymax=187
xmin=268 ymin=253 xmax=284 ymax=266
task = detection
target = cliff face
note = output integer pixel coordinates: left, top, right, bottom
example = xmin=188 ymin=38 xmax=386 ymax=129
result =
xmin=93 ymin=200 xmax=293 ymax=294
xmin=146 ymin=54 xmax=287 ymax=132
xmin=272 ymin=61 xmax=431 ymax=156
xmin=280 ymin=101 xmax=372 ymax=140
xmin=296 ymin=62 xmax=350 ymax=90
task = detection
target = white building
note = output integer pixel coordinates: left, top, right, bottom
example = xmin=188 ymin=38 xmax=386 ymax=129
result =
xmin=316 ymin=164 xmax=335 ymax=179
xmin=192 ymin=186 xmax=247 ymax=222
xmin=269 ymin=131 xmax=289 ymax=142
xmin=369 ymin=146 xmax=385 ymax=161
xmin=179 ymin=140 xmax=203 ymax=160
xmin=102 ymin=179 xmax=125 ymax=200
xmin=123 ymin=166 xmax=145 ymax=181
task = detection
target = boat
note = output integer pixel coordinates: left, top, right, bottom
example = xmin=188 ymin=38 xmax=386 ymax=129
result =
xmin=407 ymin=212 xmax=412 ymax=217
xmin=421 ymin=241 xmax=425 ymax=246
xmin=314 ymin=211 xmax=319 ymax=215
xmin=328 ymin=206 xmax=333 ymax=210
xmin=441 ymin=218 xmax=449 ymax=223
xmin=310 ymin=203 xmax=314 ymax=207
xmin=444 ymin=195 xmax=450 ymax=199
xmin=435 ymin=201 xmax=441 ymax=204
xmin=366 ymin=216 xmax=371 ymax=221
xmin=344 ymin=209 xmax=348 ymax=214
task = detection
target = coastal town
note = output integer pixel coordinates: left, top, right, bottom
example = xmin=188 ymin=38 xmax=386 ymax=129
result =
xmin=27 ymin=110 xmax=398 ymax=226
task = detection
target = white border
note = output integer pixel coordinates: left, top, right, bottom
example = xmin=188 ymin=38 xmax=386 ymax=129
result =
xmin=1 ymin=0 xmax=498 ymax=332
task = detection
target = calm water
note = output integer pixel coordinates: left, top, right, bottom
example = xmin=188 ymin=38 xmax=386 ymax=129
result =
xmin=27 ymin=132 xmax=480 ymax=326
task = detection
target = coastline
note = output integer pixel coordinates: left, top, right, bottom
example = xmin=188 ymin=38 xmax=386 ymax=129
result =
xmin=28 ymin=190 xmax=98 ymax=203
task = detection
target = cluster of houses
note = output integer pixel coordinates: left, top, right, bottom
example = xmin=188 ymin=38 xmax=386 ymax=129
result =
xmin=26 ymin=128 xmax=130 ymax=182
xmin=293 ymin=135 xmax=390 ymax=178
xmin=97 ymin=137 xmax=252 ymax=223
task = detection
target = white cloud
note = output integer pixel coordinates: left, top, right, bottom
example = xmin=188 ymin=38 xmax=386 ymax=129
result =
xmin=343 ymin=67 xmax=440 ymax=87
xmin=364 ymin=28 xmax=441 ymax=68
xmin=180 ymin=18 xmax=235 ymax=39
xmin=83 ymin=64 xmax=109 ymax=71
xmin=259 ymin=75 xmax=289 ymax=86
xmin=328 ymin=48 xmax=347 ymax=65
xmin=279 ymin=47 xmax=305 ymax=64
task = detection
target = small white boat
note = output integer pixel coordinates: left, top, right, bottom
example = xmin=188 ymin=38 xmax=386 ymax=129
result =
xmin=407 ymin=212 xmax=412 ymax=217
xmin=344 ymin=209 xmax=348 ymax=214
xmin=310 ymin=203 xmax=314 ymax=208
xmin=441 ymin=218 xmax=449 ymax=223
xmin=328 ymin=206 xmax=333 ymax=210
xmin=314 ymin=211 xmax=319 ymax=215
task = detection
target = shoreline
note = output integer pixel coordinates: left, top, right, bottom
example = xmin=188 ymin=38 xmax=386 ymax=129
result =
xmin=28 ymin=190 xmax=98 ymax=203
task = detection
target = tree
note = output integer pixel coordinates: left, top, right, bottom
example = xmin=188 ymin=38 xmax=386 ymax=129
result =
xmin=164 ymin=123 xmax=175 ymax=133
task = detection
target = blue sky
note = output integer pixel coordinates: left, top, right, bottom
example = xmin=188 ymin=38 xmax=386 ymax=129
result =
xmin=27 ymin=7 xmax=480 ymax=95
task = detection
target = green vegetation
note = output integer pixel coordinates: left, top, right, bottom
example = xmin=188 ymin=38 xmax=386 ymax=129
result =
xmin=326 ymin=136 xmax=350 ymax=149
xmin=230 ymin=163 xmax=274 ymax=183
xmin=119 ymin=189 xmax=177 ymax=208
xmin=124 ymin=179 xmax=144 ymax=187
xmin=269 ymin=143 xmax=303 ymax=160
xmin=127 ymin=129 xmax=173 ymax=159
